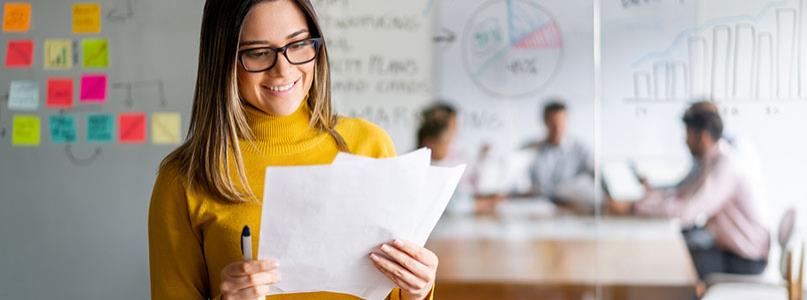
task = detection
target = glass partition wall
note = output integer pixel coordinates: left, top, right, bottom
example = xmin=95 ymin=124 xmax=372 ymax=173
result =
xmin=600 ymin=0 xmax=807 ymax=299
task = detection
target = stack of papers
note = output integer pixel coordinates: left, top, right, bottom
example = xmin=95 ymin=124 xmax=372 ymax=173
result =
xmin=258 ymin=148 xmax=465 ymax=299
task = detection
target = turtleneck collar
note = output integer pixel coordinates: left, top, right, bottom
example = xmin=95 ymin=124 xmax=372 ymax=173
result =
xmin=241 ymin=97 xmax=329 ymax=155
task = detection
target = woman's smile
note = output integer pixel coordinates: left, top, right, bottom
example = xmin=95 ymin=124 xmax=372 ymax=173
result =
xmin=263 ymin=77 xmax=300 ymax=95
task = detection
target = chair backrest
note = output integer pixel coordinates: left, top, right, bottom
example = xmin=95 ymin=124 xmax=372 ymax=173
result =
xmin=780 ymin=208 xmax=797 ymax=248
xmin=780 ymin=207 xmax=798 ymax=280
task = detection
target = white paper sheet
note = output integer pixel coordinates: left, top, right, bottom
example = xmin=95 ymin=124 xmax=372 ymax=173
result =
xmin=334 ymin=149 xmax=466 ymax=245
xmin=602 ymin=161 xmax=645 ymax=202
xmin=259 ymin=149 xmax=464 ymax=299
xmin=332 ymin=147 xmax=431 ymax=165
xmin=411 ymin=165 xmax=465 ymax=245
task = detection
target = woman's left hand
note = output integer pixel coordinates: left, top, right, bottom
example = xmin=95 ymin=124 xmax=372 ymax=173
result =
xmin=370 ymin=239 xmax=438 ymax=300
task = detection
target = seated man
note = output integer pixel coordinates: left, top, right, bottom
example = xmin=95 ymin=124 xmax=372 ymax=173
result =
xmin=611 ymin=101 xmax=770 ymax=279
xmin=526 ymin=101 xmax=594 ymax=206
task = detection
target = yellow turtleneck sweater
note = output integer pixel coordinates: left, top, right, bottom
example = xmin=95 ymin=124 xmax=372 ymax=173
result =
xmin=148 ymin=101 xmax=405 ymax=299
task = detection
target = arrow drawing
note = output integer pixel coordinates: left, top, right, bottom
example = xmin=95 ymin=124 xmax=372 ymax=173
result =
xmin=72 ymin=40 xmax=80 ymax=65
xmin=64 ymin=145 xmax=103 ymax=166
xmin=0 ymin=93 xmax=7 ymax=138
xmin=434 ymin=28 xmax=457 ymax=44
xmin=157 ymin=80 xmax=167 ymax=108
xmin=107 ymin=0 xmax=134 ymax=23
xmin=111 ymin=79 xmax=167 ymax=109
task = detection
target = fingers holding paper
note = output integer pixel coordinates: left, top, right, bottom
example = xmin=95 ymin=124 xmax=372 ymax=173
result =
xmin=220 ymin=259 xmax=280 ymax=300
xmin=370 ymin=239 xmax=438 ymax=300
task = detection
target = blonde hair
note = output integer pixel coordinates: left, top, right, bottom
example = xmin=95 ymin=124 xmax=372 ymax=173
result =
xmin=161 ymin=0 xmax=347 ymax=202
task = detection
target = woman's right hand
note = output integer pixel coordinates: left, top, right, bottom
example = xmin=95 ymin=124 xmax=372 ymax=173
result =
xmin=220 ymin=259 xmax=280 ymax=300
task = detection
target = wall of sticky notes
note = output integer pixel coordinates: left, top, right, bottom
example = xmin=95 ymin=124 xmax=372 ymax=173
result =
xmin=3 ymin=2 xmax=180 ymax=149
xmin=0 ymin=0 xmax=199 ymax=298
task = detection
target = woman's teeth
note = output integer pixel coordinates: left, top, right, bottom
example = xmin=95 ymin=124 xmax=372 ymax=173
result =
xmin=267 ymin=81 xmax=295 ymax=92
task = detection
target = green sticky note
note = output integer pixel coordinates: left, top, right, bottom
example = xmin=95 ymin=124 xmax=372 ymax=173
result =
xmin=49 ymin=115 xmax=77 ymax=143
xmin=12 ymin=114 xmax=40 ymax=146
xmin=82 ymin=38 xmax=108 ymax=68
xmin=87 ymin=113 xmax=114 ymax=143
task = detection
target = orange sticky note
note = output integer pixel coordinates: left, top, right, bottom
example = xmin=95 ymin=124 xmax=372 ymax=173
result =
xmin=5 ymin=39 xmax=33 ymax=68
xmin=3 ymin=2 xmax=31 ymax=33
xmin=119 ymin=112 xmax=146 ymax=144
xmin=47 ymin=78 xmax=74 ymax=109
xmin=73 ymin=3 xmax=101 ymax=34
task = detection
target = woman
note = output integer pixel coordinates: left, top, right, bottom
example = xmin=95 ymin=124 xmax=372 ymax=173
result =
xmin=148 ymin=0 xmax=437 ymax=299
xmin=416 ymin=103 xmax=458 ymax=163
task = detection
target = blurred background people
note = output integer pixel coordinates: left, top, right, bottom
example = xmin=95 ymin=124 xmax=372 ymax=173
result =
xmin=417 ymin=103 xmax=459 ymax=163
xmin=610 ymin=101 xmax=771 ymax=279
xmin=416 ymin=102 xmax=503 ymax=214
xmin=521 ymin=100 xmax=595 ymax=212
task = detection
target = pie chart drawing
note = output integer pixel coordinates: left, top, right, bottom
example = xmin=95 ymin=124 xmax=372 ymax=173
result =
xmin=463 ymin=0 xmax=563 ymax=98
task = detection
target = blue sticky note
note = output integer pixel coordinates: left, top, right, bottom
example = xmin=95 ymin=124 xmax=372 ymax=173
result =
xmin=49 ymin=115 xmax=77 ymax=143
xmin=8 ymin=80 xmax=39 ymax=111
xmin=87 ymin=113 xmax=113 ymax=143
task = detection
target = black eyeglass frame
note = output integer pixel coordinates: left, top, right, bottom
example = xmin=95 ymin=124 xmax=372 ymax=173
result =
xmin=238 ymin=37 xmax=323 ymax=73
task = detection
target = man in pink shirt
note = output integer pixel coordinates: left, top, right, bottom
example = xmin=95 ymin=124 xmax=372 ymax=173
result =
xmin=611 ymin=102 xmax=770 ymax=279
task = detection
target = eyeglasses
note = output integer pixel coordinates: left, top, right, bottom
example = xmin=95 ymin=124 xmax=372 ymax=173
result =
xmin=238 ymin=38 xmax=322 ymax=72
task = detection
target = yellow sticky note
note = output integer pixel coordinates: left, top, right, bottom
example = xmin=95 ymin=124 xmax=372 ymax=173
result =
xmin=73 ymin=3 xmax=101 ymax=34
xmin=12 ymin=115 xmax=40 ymax=146
xmin=3 ymin=2 xmax=31 ymax=33
xmin=152 ymin=113 xmax=182 ymax=144
xmin=44 ymin=39 xmax=73 ymax=70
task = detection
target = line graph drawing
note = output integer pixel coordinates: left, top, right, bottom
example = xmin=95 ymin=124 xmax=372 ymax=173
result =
xmin=462 ymin=0 xmax=563 ymax=98
xmin=628 ymin=0 xmax=807 ymax=102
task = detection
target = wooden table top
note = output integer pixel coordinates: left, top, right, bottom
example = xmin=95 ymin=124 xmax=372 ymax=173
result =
xmin=425 ymin=213 xmax=699 ymax=288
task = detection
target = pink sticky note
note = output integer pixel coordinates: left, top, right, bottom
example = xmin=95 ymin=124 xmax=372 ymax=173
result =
xmin=80 ymin=74 xmax=107 ymax=103
xmin=5 ymin=39 xmax=33 ymax=68
xmin=46 ymin=78 xmax=74 ymax=108
xmin=118 ymin=112 xmax=146 ymax=144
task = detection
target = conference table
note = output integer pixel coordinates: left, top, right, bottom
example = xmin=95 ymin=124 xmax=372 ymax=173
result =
xmin=425 ymin=202 xmax=699 ymax=300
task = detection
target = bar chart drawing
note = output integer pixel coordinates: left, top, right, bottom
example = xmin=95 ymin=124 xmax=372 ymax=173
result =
xmin=628 ymin=0 xmax=807 ymax=102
